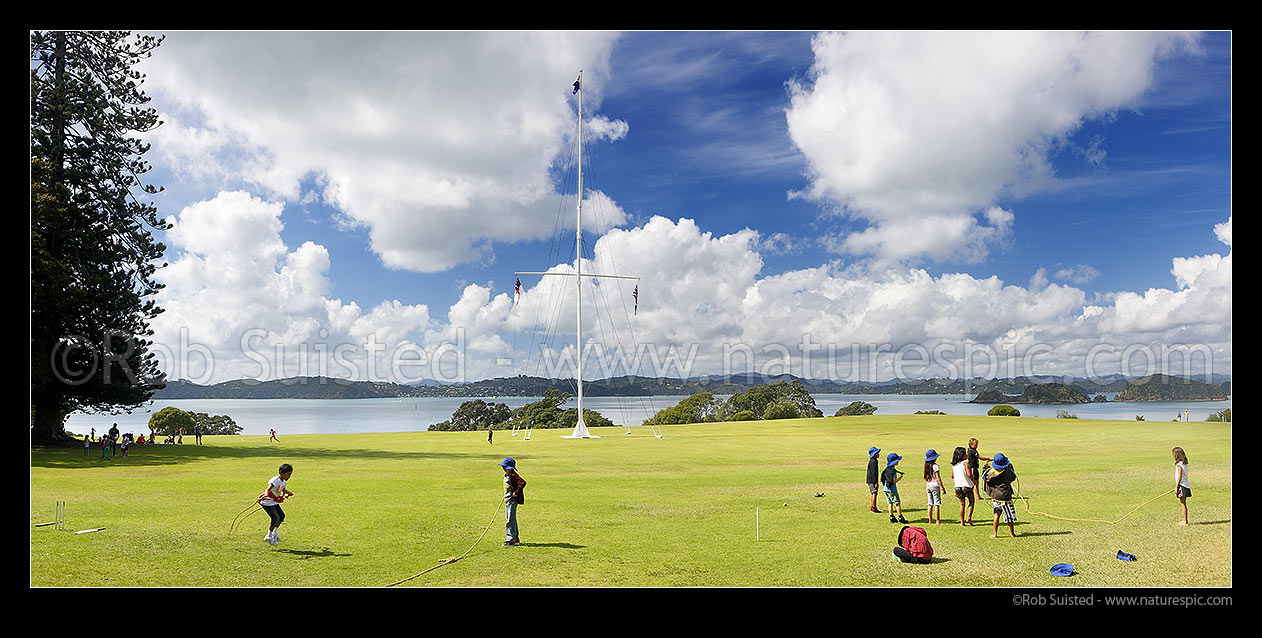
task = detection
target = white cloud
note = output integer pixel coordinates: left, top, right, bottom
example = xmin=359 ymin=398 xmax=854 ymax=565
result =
xmin=151 ymin=203 xmax=1231 ymax=383
xmin=1053 ymin=264 xmax=1101 ymax=285
xmin=152 ymin=191 xmax=438 ymax=383
xmin=140 ymin=31 xmax=626 ymax=273
xmin=785 ymin=30 xmax=1199 ymax=265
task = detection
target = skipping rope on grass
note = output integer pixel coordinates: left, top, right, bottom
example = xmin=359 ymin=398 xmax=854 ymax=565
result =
xmin=1014 ymin=477 xmax=1175 ymax=524
xmin=386 ymin=499 xmax=505 ymax=587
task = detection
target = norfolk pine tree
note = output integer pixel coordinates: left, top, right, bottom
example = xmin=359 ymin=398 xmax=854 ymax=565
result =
xmin=31 ymin=31 xmax=169 ymax=444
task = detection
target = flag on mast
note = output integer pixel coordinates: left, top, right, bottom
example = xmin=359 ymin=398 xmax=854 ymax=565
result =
xmin=573 ymin=76 xmax=581 ymax=95
xmin=514 ymin=277 xmax=522 ymax=307
xmin=633 ymin=285 xmax=638 ymax=315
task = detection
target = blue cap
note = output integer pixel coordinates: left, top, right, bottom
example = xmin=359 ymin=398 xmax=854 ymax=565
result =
xmin=499 ymin=457 xmax=516 ymax=469
xmin=1050 ymin=563 xmax=1074 ymax=577
xmin=886 ymin=452 xmax=902 ymax=466
xmin=925 ymin=449 xmax=939 ymax=462
xmin=992 ymin=453 xmax=1010 ymax=471
xmin=869 ymin=446 xmax=880 ymax=458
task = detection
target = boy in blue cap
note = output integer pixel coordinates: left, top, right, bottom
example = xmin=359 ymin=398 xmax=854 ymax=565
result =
xmin=866 ymin=447 xmax=882 ymax=513
xmin=982 ymin=453 xmax=1018 ymax=538
xmin=881 ymin=453 xmax=909 ymax=524
xmin=500 ymin=457 xmax=526 ymax=546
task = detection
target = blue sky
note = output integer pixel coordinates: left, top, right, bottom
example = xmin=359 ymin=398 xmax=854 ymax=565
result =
xmin=130 ymin=30 xmax=1232 ymax=384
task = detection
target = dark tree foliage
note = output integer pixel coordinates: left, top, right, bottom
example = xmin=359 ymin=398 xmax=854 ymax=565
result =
xmin=644 ymin=392 xmax=722 ymax=425
xmin=835 ymin=400 xmax=878 ymax=416
xmin=188 ymin=411 xmax=243 ymax=435
xmin=31 ymin=31 xmax=169 ymax=443
xmin=147 ymin=406 xmax=193 ymax=436
xmin=428 ymin=399 xmax=513 ymax=431
xmin=722 ymin=380 xmax=823 ymax=420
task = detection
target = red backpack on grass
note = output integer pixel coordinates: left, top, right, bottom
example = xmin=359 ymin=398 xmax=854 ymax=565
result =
xmin=895 ymin=525 xmax=933 ymax=563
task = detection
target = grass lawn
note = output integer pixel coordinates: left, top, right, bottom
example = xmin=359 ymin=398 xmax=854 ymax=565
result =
xmin=31 ymin=415 xmax=1231 ymax=587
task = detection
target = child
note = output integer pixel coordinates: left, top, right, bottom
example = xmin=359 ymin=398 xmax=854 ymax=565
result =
xmin=881 ymin=453 xmax=909 ymax=524
xmin=1173 ymin=447 xmax=1191 ymax=525
xmin=924 ymin=450 xmax=944 ymax=524
xmin=500 ymin=457 xmax=526 ymax=546
xmin=967 ymin=438 xmax=992 ymax=502
xmin=982 ymin=453 xmax=1017 ymax=538
xmin=260 ymin=463 xmax=295 ymax=546
xmin=84 ymin=435 xmax=91 ymax=457
xmin=950 ymin=446 xmax=975 ymax=525
xmin=866 ymin=447 xmax=882 ymax=514
xmin=270 ymin=429 xmax=279 ymax=443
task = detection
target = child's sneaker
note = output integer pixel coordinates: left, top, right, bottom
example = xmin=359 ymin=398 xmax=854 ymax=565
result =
xmin=897 ymin=516 xmax=909 ymax=524
xmin=889 ymin=515 xmax=898 ymax=523
xmin=263 ymin=533 xmax=272 ymax=543
xmin=870 ymin=506 xmax=882 ymax=514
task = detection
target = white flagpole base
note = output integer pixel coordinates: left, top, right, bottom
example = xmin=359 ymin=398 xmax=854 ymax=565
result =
xmin=561 ymin=420 xmax=600 ymax=439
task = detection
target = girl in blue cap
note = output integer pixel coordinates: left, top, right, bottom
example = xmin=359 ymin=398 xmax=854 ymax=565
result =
xmin=866 ymin=447 xmax=882 ymax=514
xmin=983 ymin=453 xmax=1017 ymax=538
xmin=500 ymin=457 xmax=526 ymax=546
xmin=881 ymin=453 xmax=908 ymax=524
xmin=924 ymin=450 xmax=944 ymax=525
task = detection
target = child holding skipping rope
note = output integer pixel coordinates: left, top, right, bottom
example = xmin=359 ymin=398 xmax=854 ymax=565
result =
xmin=1173 ymin=447 xmax=1191 ymax=525
xmin=982 ymin=453 xmax=1017 ymax=538
xmin=260 ymin=463 xmax=294 ymax=546
xmin=500 ymin=457 xmax=526 ymax=546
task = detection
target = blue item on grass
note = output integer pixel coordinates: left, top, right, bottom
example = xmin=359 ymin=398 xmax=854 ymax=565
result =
xmin=1116 ymin=550 xmax=1137 ymax=562
xmin=1050 ymin=563 xmax=1074 ymax=577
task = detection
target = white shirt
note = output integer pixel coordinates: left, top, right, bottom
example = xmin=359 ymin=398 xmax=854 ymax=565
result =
xmin=1175 ymin=462 xmax=1190 ymax=488
xmin=952 ymin=462 xmax=973 ymax=489
xmin=261 ymin=475 xmax=287 ymax=506
xmin=926 ymin=463 xmax=941 ymax=490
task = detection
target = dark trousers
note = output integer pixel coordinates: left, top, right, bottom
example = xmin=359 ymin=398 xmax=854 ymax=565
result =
xmin=893 ymin=547 xmax=931 ymax=564
xmin=263 ymin=504 xmax=285 ymax=528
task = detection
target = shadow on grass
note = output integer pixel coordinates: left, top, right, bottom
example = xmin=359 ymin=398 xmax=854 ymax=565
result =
xmin=32 ymin=440 xmax=489 ymax=469
xmin=1014 ymin=530 xmax=1073 ymax=537
xmin=1194 ymin=519 xmax=1231 ymax=526
xmin=517 ymin=542 xmax=585 ymax=549
xmin=276 ymin=547 xmax=352 ymax=559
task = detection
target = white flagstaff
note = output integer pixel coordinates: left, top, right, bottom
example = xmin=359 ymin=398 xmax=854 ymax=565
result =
xmin=515 ymin=69 xmax=638 ymax=440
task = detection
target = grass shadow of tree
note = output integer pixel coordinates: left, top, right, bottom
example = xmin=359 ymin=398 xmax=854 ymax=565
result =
xmin=32 ymin=440 xmax=490 ymax=469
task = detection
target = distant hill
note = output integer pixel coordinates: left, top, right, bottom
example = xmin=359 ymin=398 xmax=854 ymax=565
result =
xmin=1013 ymin=383 xmax=1090 ymax=404
xmin=1114 ymin=374 xmax=1229 ymax=402
xmin=153 ymin=372 xmax=1229 ymax=401
xmin=968 ymin=389 xmax=1016 ymax=404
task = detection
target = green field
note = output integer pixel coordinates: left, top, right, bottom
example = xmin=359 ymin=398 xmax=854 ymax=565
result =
xmin=31 ymin=415 xmax=1231 ymax=587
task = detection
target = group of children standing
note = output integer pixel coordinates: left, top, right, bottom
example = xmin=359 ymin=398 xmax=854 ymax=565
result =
xmin=866 ymin=440 xmax=1197 ymax=537
xmin=867 ymin=438 xmax=1019 ymax=538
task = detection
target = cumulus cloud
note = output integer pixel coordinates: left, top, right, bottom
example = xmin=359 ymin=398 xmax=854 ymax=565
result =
xmin=1053 ymin=264 xmax=1102 ymax=285
xmin=150 ymin=201 xmax=1231 ymax=383
xmin=785 ymin=31 xmax=1199 ymax=266
xmin=152 ymin=191 xmax=442 ymax=383
xmin=447 ymin=215 xmax=1230 ymax=381
xmin=139 ymin=31 xmax=626 ymax=273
